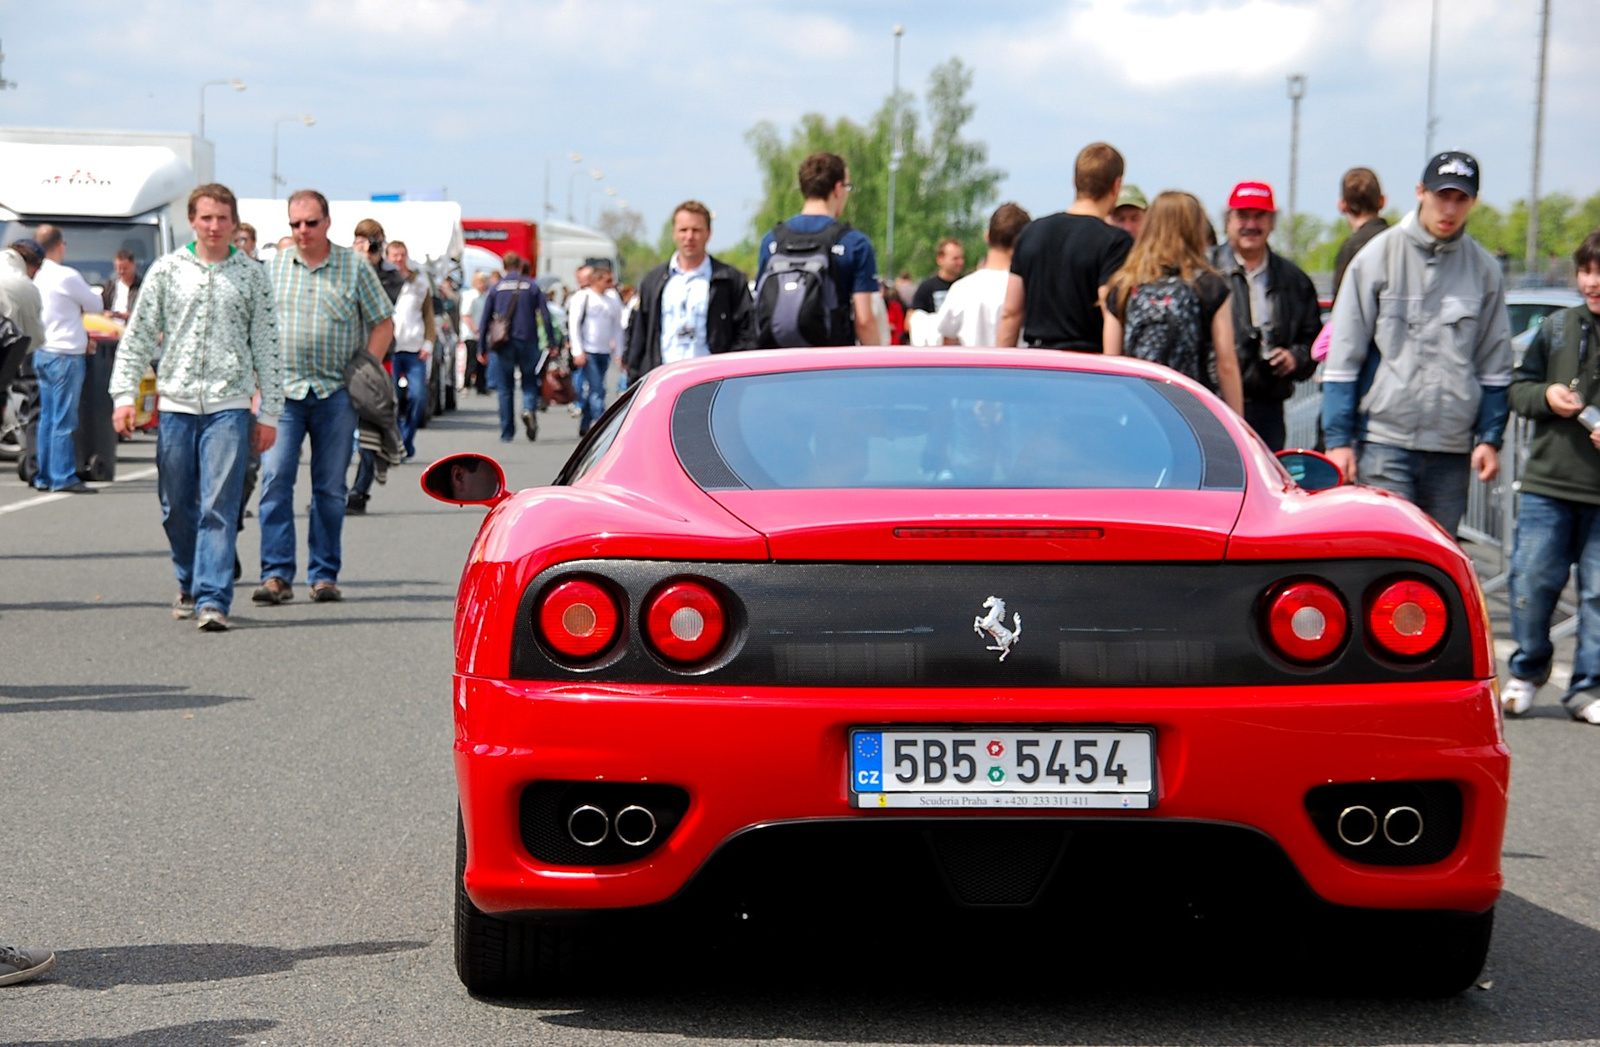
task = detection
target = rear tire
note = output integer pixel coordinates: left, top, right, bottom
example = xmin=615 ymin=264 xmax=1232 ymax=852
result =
xmin=454 ymin=811 xmax=581 ymax=996
xmin=1320 ymin=905 xmax=1494 ymax=997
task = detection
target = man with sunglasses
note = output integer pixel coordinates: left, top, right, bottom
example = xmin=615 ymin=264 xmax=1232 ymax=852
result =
xmin=253 ymin=190 xmax=393 ymax=606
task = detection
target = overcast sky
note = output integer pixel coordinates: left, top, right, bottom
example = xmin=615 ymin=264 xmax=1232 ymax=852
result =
xmin=2 ymin=0 xmax=1594 ymax=259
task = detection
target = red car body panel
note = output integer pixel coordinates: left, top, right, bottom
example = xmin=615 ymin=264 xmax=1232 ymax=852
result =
xmin=455 ymin=679 xmax=1506 ymax=915
xmin=441 ymin=347 xmax=1509 ymax=926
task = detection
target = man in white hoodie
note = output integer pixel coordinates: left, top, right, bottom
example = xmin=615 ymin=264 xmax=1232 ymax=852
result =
xmin=111 ymin=183 xmax=284 ymax=631
xmin=1322 ymin=150 xmax=1513 ymax=539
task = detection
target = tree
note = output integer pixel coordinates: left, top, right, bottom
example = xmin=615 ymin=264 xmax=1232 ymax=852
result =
xmin=744 ymin=57 xmax=1004 ymax=280
xmin=596 ymin=208 xmax=665 ymax=287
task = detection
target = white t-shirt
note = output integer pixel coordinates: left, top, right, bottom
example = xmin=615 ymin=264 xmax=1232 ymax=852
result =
xmin=569 ymin=286 xmax=623 ymax=357
xmin=934 ymin=268 xmax=1015 ymax=347
xmin=393 ymin=271 xmax=431 ymax=353
xmin=35 ymin=257 xmax=103 ymax=354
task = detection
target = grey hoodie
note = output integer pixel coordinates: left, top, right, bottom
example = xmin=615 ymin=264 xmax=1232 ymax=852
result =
xmin=0 ymin=247 xmax=45 ymax=349
xmin=1322 ymin=210 xmax=1512 ymax=453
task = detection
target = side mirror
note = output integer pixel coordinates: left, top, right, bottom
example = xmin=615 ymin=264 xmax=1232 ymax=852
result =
xmin=1275 ymin=449 xmax=1343 ymax=492
xmin=421 ymin=453 xmax=508 ymax=506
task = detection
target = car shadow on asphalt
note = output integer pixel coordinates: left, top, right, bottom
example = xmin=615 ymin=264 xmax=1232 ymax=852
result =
xmin=9 ymin=1017 xmax=278 ymax=1046
xmin=0 ymin=683 xmax=249 ymax=715
xmin=511 ymin=892 xmax=1597 ymax=1044
xmin=42 ymin=940 xmax=428 ymax=991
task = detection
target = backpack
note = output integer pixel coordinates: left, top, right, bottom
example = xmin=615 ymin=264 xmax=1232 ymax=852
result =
xmin=754 ymin=220 xmax=854 ymax=348
xmin=1121 ymin=274 xmax=1207 ymax=386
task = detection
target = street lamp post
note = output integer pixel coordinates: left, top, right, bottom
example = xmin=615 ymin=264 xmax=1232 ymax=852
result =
xmin=545 ymin=152 xmax=581 ymax=220
xmin=271 ymin=115 xmax=315 ymax=199
xmin=1286 ymin=74 xmax=1307 ymax=260
xmin=199 ymin=79 xmax=245 ymax=140
xmin=886 ymin=24 xmax=905 ymax=278
xmin=568 ymin=168 xmax=602 ymax=223
xmin=1424 ymin=0 xmax=1441 ymax=158
xmin=588 ymin=186 xmax=619 ymax=226
xmin=1526 ymin=0 xmax=1551 ymax=279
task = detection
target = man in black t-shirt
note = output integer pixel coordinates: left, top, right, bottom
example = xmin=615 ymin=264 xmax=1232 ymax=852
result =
xmin=996 ymin=142 xmax=1133 ymax=352
xmin=907 ymin=237 xmax=966 ymax=344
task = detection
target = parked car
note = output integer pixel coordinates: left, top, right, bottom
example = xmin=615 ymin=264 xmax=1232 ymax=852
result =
xmin=426 ymin=348 xmax=1508 ymax=998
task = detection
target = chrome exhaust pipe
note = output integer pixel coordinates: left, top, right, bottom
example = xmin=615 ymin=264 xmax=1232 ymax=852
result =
xmin=1383 ymin=805 xmax=1423 ymax=846
xmin=614 ymin=805 xmax=658 ymax=847
xmin=1336 ymin=805 xmax=1377 ymax=846
xmin=567 ymin=804 xmax=610 ymax=846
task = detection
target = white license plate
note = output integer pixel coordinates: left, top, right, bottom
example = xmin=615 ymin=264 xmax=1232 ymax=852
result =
xmin=849 ymin=728 xmax=1155 ymax=810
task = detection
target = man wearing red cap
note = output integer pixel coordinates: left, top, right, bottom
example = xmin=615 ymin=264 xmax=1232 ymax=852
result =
xmin=1208 ymin=181 xmax=1320 ymax=450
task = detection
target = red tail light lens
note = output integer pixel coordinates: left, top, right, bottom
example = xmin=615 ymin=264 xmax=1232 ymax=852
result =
xmin=645 ymin=581 xmax=727 ymax=664
xmin=1368 ymin=579 xmax=1448 ymax=659
xmin=538 ymin=578 xmax=621 ymax=660
xmin=1264 ymin=581 xmax=1348 ymax=664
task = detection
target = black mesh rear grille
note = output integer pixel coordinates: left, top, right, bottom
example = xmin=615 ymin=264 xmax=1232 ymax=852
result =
xmin=520 ymin=781 xmax=690 ymax=867
xmin=925 ymin=823 xmax=1069 ymax=906
xmin=1304 ymin=781 xmax=1462 ymax=866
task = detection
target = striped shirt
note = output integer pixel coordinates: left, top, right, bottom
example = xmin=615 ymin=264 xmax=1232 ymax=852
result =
xmin=268 ymin=243 xmax=394 ymax=400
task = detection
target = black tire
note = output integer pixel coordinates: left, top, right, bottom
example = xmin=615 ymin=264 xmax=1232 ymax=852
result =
xmin=454 ymin=811 xmax=581 ymax=996
xmin=1320 ymin=905 xmax=1494 ymax=997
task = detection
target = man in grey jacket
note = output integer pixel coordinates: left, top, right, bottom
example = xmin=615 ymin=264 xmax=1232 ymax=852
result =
xmin=1321 ymin=150 xmax=1513 ymax=538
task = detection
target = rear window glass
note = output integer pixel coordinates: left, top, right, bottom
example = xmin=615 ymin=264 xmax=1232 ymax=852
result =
xmin=701 ymin=367 xmax=1209 ymax=490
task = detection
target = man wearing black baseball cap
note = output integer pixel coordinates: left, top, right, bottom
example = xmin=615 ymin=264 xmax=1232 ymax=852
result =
xmin=1322 ymin=150 xmax=1513 ymax=538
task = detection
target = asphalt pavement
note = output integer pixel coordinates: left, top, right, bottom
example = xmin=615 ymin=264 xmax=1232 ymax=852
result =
xmin=2 ymin=391 xmax=1599 ymax=1046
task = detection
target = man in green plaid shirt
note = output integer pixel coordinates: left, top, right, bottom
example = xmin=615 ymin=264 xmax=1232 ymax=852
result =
xmin=253 ymin=190 xmax=394 ymax=606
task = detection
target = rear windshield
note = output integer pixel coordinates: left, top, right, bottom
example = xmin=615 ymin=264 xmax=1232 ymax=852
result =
xmin=698 ymin=367 xmax=1214 ymax=490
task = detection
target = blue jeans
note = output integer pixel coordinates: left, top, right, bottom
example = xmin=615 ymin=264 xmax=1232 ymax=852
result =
xmin=258 ymin=388 xmax=357 ymax=586
xmin=487 ymin=340 xmax=541 ymax=442
xmin=1357 ymin=442 xmax=1472 ymax=539
xmin=33 ymin=349 xmax=86 ymax=490
xmin=157 ymin=409 xmax=252 ymax=614
xmin=392 ymin=351 xmax=427 ymax=458
xmin=1509 ymin=491 xmax=1600 ymax=715
xmin=578 ymin=352 xmax=610 ymax=433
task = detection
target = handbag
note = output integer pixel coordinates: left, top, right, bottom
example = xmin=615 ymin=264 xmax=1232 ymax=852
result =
xmin=485 ymin=278 xmax=522 ymax=353
xmin=541 ymin=350 xmax=577 ymax=405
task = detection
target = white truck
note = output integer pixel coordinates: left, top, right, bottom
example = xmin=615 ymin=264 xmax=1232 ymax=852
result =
xmin=0 ymin=127 xmax=214 ymax=288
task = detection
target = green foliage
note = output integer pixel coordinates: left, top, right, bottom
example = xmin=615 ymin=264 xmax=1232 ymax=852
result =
xmin=596 ymin=208 xmax=666 ymax=286
xmin=1282 ymin=192 xmax=1600 ymax=282
xmin=744 ymin=57 xmax=1004 ymax=280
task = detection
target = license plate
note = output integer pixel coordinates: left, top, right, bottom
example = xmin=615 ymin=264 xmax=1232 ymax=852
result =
xmin=849 ymin=728 xmax=1155 ymax=810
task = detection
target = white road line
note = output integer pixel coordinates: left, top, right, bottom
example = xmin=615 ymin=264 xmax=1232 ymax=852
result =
xmin=0 ymin=465 xmax=159 ymax=516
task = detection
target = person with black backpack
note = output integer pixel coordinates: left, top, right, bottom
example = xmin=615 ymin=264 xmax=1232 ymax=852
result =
xmin=1102 ymin=191 xmax=1243 ymax=416
xmin=754 ymin=152 xmax=881 ymax=348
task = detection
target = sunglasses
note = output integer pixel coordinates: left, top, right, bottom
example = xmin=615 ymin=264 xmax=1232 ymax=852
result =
xmin=289 ymin=218 xmax=323 ymax=230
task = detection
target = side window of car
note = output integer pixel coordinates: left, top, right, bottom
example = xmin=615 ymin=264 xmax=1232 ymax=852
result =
xmin=559 ymin=385 xmax=637 ymax=485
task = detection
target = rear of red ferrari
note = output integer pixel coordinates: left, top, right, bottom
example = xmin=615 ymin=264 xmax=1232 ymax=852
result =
xmin=448 ymin=352 xmax=1508 ymax=996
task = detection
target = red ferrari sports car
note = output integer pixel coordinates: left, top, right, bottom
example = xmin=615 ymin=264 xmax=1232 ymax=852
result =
xmin=425 ymin=347 xmax=1508 ymax=997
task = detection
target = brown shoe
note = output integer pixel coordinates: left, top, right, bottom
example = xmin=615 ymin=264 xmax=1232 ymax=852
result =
xmin=252 ymin=577 xmax=294 ymax=604
xmin=311 ymin=582 xmax=343 ymax=603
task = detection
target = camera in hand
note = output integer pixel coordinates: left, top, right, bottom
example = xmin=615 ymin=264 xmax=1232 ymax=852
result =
xmin=1578 ymin=405 xmax=1600 ymax=432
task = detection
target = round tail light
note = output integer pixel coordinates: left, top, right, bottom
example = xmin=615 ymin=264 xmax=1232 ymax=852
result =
xmin=644 ymin=581 xmax=727 ymax=664
xmin=1264 ymin=581 xmax=1348 ymax=664
xmin=1368 ymin=579 xmax=1447 ymax=659
xmin=538 ymin=578 xmax=621 ymax=660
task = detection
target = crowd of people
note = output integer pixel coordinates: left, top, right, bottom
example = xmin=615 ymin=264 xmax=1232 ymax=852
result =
xmin=2 ymin=127 xmax=1600 ymax=985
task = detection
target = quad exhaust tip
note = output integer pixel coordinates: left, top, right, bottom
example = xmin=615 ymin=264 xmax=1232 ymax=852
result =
xmin=567 ymin=804 xmax=609 ymax=847
xmin=614 ymin=805 xmax=658 ymax=847
xmin=1336 ymin=804 xmax=1424 ymax=847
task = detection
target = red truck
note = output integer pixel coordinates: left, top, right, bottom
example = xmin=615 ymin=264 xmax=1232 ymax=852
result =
xmin=463 ymin=218 xmax=538 ymax=270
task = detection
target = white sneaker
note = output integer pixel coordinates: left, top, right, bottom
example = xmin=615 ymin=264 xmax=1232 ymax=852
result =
xmin=1576 ymin=702 xmax=1600 ymax=725
xmin=1501 ymin=677 xmax=1537 ymax=715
